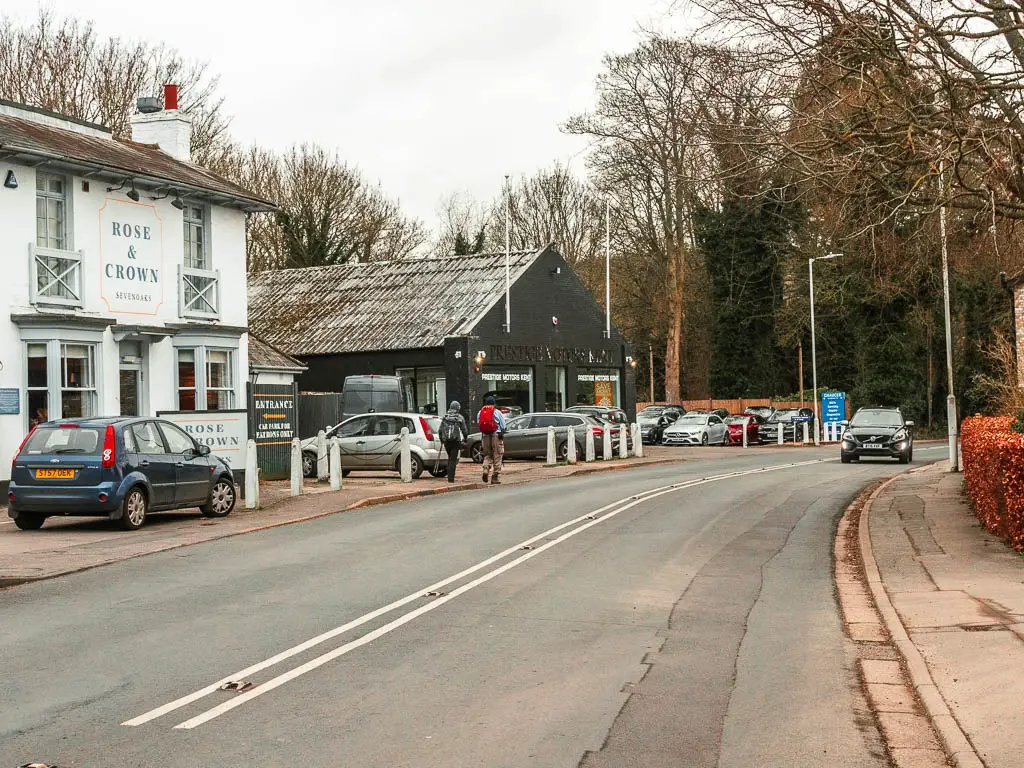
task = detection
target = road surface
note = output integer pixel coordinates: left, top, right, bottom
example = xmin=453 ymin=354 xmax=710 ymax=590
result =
xmin=0 ymin=445 xmax=947 ymax=766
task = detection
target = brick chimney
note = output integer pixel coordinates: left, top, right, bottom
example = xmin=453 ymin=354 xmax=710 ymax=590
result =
xmin=129 ymin=84 xmax=192 ymax=163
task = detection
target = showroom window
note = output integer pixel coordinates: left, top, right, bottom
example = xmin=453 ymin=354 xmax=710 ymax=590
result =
xmin=576 ymin=368 xmax=621 ymax=407
xmin=175 ymin=346 xmax=237 ymax=411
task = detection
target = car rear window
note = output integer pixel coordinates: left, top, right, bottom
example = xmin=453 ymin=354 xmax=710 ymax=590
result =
xmin=21 ymin=426 xmax=103 ymax=456
xmin=426 ymin=417 xmax=441 ymax=433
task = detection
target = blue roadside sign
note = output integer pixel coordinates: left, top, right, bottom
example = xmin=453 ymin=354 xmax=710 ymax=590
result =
xmin=821 ymin=391 xmax=846 ymax=423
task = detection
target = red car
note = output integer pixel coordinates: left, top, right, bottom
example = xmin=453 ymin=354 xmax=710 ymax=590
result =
xmin=726 ymin=414 xmax=763 ymax=445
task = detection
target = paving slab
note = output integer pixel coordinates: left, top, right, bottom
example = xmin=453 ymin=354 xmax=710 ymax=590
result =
xmin=868 ymin=462 xmax=1024 ymax=768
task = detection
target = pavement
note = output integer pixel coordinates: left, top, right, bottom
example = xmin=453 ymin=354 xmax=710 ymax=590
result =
xmin=860 ymin=460 xmax=1024 ymax=768
xmin=3 ymin=445 xmax=940 ymax=767
xmin=0 ymin=445 xmax=756 ymax=587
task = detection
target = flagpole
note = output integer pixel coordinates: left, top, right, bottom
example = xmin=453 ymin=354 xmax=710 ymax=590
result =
xmin=505 ymin=174 xmax=511 ymax=334
xmin=605 ymin=198 xmax=611 ymax=339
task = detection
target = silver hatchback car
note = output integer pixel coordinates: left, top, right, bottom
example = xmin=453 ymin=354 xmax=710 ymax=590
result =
xmin=301 ymin=412 xmax=447 ymax=479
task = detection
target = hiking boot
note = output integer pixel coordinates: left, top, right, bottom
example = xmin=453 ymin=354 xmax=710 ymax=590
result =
xmin=482 ymin=470 xmax=489 ymax=483
xmin=491 ymin=477 xmax=501 ymax=485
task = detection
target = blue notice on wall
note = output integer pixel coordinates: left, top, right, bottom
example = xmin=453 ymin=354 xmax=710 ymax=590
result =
xmin=0 ymin=388 xmax=20 ymax=415
xmin=821 ymin=391 xmax=846 ymax=423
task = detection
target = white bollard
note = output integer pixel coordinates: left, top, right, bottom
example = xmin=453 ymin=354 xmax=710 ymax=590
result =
xmin=602 ymin=426 xmax=613 ymax=460
xmin=777 ymin=424 xmax=784 ymax=445
xmin=618 ymin=426 xmax=628 ymax=458
xmin=545 ymin=426 xmax=557 ymax=466
xmin=316 ymin=429 xmax=328 ymax=482
xmin=329 ymin=437 xmax=342 ymax=490
xmin=632 ymin=423 xmax=644 ymax=458
xmin=245 ymin=439 xmax=259 ymax=509
xmin=290 ymin=437 xmax=302 ymax=496
xmin=566 ymin=426 xmax=577 ymax=464
xmin=400 ymin=427 xmax=412 ymax=483
xmin=585 ymin=426 xmax=596 ymax=462
xmin=742 ymin=422 xmax=748 ymax=448
xmin=802 ymin=421 xmax=810 ymax=444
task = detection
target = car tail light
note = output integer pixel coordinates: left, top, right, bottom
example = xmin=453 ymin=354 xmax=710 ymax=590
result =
xmin=12 ymin=425 xmax=36 ymax=471
xmin=58 ymin=423 xmax=80 ymax=428
xmin=419 ymin=416 xmax=435 ymax=442
xmin=101 ymin=424 xmax=116 ymax=469
xmin=591 ymin=426 xmax=604 ymax=436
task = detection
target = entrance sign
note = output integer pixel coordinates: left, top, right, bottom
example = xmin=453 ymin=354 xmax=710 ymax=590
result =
xmin=821 ymin=391 xmax=846 ymax=424
xmin=99 ymin=198 xmax=164 ymax=315
xmin=156 ymin=409 xmax=248 ymax=470
xmin=481 ymin=371 xmax=532 ymax=382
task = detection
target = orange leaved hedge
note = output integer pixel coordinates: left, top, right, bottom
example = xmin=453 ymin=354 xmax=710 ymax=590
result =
xmin=961 ymin=416 xmax=1024 ymax=551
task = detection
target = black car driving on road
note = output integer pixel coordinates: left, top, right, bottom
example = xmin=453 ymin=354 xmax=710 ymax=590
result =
xmin=840 ymin=407 xmax=914 ymax=463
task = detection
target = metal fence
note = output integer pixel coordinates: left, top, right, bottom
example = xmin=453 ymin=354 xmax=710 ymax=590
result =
xmin=297 ymin=392 xmax=345 ymax=440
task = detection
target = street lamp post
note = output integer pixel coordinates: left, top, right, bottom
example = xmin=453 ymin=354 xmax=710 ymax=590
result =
xmin=939 ymin=160 xmax=958 ymax=471
xmin=809 ymin=253 xmax=841 ymax=445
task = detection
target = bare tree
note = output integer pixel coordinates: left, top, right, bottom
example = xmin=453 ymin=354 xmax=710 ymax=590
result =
xmin=0 ymin=8 xmax=229 ymax=163
xmin=566 ymin=37 xmax=764 ymax=402
xmin=212 ymin=143 xmax=427 ymax=272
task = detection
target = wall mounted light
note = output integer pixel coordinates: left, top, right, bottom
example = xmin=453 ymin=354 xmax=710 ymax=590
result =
xmin=126 ymin=181 xmax=140 ymax=202
xmin=4 ymin=170 xmax=17 ymax=189
xmin=150 ymin=188 xmax=185 ymax=209
xmin=552 ymin=316 xmax=558 ymax=326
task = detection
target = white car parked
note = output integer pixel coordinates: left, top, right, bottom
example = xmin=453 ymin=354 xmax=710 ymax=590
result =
xmin=662 ymin=412 xmax=729 ymax=446
xmin=301 ymin=412 xmax=448 ymax=479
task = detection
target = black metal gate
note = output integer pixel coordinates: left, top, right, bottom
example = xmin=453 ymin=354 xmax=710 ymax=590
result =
xmin=297 ymin=392 xmax=344 ymax=439
xmin=248 ymin=383 xmax=299 ymax=481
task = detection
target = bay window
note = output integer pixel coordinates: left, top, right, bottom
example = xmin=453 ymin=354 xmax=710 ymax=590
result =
xmin=24 ymin=340 xmax=99 ymax=427
xmin=175 ymin=346 xmax=236 ymax=411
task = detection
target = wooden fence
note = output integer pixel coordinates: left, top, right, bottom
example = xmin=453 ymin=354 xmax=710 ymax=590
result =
xmin=636 ymin=397 xmax=851 ymax=419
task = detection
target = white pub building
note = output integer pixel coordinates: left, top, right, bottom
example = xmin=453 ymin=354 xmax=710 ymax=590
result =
xmin=0 ymin=86 xmax=273 ymax=495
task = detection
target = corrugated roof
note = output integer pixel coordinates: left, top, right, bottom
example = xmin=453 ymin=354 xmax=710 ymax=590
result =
xmin=247 ymin=248 xmax=546 ymax=357
xmin=0 ymin=110 xmax=274 ymax=211
xmin=248 ymin=334 xmax=307 ymax=372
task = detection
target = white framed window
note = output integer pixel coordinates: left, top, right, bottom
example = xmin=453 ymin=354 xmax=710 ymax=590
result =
xmin=36 ymin=172 xmax=69 ymax=250
xmin=27 ymin=343 xmax=50 ymax=427
xmin=24 ymin=340 xmax=98 ymax=426
xmin=60 ymin=343 xmax=97 ymax=419
xmin=206 ymin=348 xmax=234 ymax=410
xmin=183 ymin=203 xmax=207 ymax=270
xmin=175 ymin=346 xmax=236 ymax=411
xmin=176 ymin=348 xmax=198 ymax=411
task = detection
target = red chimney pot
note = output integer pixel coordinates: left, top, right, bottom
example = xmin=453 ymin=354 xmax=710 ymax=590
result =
xmin=164 ymin=84 xmax=179 ymax=111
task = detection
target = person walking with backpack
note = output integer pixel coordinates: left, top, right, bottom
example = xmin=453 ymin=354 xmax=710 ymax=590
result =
xmin=439 ymin=401 xmax=469 ymax=484
xmin=477 ymin=395 xmax=507 ymax=484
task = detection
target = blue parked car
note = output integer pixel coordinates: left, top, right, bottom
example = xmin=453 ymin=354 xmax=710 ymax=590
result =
xmin=8 ymin=417 xmax=236 ymax=531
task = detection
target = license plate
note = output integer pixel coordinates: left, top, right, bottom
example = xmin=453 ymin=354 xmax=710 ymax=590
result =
xmin=35 ymin=468 xmax=75 ymax=479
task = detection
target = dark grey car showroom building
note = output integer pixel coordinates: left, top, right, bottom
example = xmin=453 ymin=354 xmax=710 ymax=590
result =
xmin=247 ymin=245 xmax=636 ymax=424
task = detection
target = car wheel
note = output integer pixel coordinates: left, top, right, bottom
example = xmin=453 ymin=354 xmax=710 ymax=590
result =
xmin=701 ymin=432 xmax=709 ymax=446
xmin=302 ymin=451 xmax=316 ymax=478
xmin=898 ymin=452 xmax=910 ymax=465
xmin=120 ymin=486 xmax=147 ymax=530
xmin=13 ymin=513 xmax=44 ymax=530
xmin=470 ymin=442 xmax=484 ymax=464
xmin=557 ymin=441 xmax=569 ymax=462
xmin=409 ymin=454 xmax=424 ymax=479
xmin=201 ymin=477 xmax=235 ymax=517
xmin=841 ymin=453 xmax=852 ymax=464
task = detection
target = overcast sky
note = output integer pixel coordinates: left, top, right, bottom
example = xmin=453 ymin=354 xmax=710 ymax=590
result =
xmin=6 ymin=0 xmax=678 ymax=228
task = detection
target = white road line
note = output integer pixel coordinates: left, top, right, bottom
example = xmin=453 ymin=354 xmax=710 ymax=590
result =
xmin=161 ymin=457 xmax=833 ymax=730
xmin=122 ymin=488 xmax=663 ymax=726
